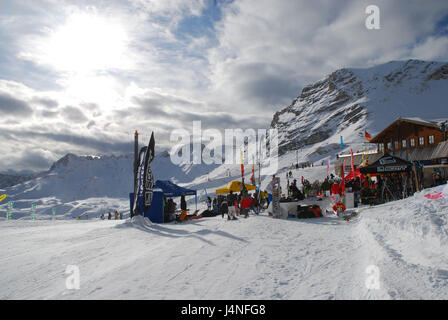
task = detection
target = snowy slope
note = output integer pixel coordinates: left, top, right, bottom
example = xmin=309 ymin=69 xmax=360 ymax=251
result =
xmin=271 ymin=59 xmax=448 ymax=164
xmin=1 ymin=184 xmax=447 ymax=299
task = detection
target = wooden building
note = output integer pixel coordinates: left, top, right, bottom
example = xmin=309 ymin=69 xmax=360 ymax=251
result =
xmin=334 ymin=117 xmax=448 ymax=180
xmin=370 ymin=118 xmax=446 ymax=153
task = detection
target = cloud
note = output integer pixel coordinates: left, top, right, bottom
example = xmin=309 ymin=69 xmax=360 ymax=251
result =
xmin=61 ymin=106 xmax=88 ymax=123
xmin=0 ymin=92 xmax=33 ymax=117
xmin=31 ymin=97 xmax=59 ymax=109
xmin=0 ymin=146 xmax=58 ymax=172
xmin=0 ymin=127 xmax=133 ymax=156
xmin=41 ymin=110 xmax=59 ymax=118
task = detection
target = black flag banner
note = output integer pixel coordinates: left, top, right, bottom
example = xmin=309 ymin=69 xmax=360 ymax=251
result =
xmin=143 ymin=132 xmax=155 ymax=211
xmin=132 ymin=146 xmax=147 ymax=216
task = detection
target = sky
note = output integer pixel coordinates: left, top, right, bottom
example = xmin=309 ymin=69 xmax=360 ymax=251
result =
xmin=0 ymin=0 xmax=447 ymax=173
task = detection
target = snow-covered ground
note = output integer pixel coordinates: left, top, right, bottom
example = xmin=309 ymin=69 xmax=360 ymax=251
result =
xmin=1 ymin=183 xmax=447 ymax=299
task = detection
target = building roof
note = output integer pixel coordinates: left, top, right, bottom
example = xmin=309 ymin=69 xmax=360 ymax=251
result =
xmin=335 ymin=141 xmax=448 ymax=169
xmin=370 ymin=117 xmax=444 ymax=143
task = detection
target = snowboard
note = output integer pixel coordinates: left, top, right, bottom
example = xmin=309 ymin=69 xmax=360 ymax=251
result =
xmin=271 ymin=177 xmax=281 ymax=218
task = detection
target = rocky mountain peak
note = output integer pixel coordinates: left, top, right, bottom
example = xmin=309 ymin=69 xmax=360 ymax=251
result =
xmin=270 ymin=59 xmax=448 ymax=158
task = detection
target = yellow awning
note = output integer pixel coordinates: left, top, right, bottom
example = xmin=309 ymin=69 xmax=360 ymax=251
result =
xmin=215 ymin=180 xmax=257 ymax=194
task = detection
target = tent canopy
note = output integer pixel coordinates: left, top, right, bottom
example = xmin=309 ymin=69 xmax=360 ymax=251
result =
xmin=360 ymin=153 xmax=412 ymax=174
xmin=154 ymin=180 xmax=196 ymax=197
xmin=345 ymin=168 xmax=366 ymax=180
xmin=216 ymin=180 xmax=257 ymax=194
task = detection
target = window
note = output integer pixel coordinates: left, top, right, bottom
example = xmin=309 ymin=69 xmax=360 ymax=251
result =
xmin=378 ymin=144 xmax=384 ymax=152
xmin=387 ymin=142 xmax=392 ymax=150
xmin=402 ymin=140 xmax=407 ymax=148
xmin=419 ymin=137 xmax=424 ymax=146
xmin=429 ymin=135 xmax=434 ymax=144
xmin=394 ymin=141 xmax=399 ymax=149
xmin=410 ymin=138 xmax=415 ymax=147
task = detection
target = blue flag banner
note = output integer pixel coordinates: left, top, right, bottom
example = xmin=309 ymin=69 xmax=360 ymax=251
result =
xmin=340 ymin=136 xmax=344 ymax=150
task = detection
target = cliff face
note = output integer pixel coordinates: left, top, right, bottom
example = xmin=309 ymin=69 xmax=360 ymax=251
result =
xmin=271 ymin=59 xmax=448 ymax=157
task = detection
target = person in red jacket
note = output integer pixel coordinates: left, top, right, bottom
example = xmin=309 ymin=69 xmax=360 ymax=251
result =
xmin=330 ymin=182 xmax=340 ymax=196
xmin=240 ymin=195 xmax=252 ymax=218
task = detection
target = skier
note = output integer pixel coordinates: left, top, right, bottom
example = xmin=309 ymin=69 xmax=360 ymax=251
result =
xmin=108 ymin=212 xmax=111 ymax=220
xmin=114 ymin=210 xmax=119 ymax=220
xmin=100 ymin=213 xmax=105 ymax=220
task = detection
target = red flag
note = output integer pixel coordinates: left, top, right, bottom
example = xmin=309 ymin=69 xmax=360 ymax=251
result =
xmin=365 ymin=130 xmax=372 ymax=141
xmin=240 ymin=150 xmax=244 ymax=178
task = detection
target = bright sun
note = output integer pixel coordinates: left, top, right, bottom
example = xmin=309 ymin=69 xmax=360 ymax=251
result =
xmin=42 ymin=12 xmax=128 ymax=74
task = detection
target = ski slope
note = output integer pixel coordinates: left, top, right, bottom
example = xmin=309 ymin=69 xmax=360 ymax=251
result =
xmin=1 ymin=183 xmax=447 ymax=299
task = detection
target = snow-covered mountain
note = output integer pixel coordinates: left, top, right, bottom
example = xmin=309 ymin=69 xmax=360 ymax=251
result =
xmin=271 ymin=59 xmax=448 ymax=160
xmin=2 ymin=150 xmax=222 ymax=203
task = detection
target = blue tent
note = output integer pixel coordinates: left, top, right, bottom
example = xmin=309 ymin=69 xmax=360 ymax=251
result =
xmin=154 ymin=180 xmax=198 ymax=209
xmin=154 ymin=180 xmax=197 ymax=197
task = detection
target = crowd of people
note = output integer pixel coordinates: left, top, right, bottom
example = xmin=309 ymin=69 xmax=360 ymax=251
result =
xmin=212 ymin=190 xmax=261 ymax=220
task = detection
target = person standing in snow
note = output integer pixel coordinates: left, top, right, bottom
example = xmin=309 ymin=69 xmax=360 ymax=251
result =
xmin=108 ymin=212 xmax=111 ymax=220
xmin=226 ymin=190 xmax=237 ymax=220
xmin=114 ymin=210 xmax=119 ymax=220
xmin=179 ymin=193 xmax=188 ymax=221
xmin=206 ymin=196 xmax=212 ymax=211
xmin=220 ymin=200 xmax=228 ymax=218
xmin=240 ymin=194 xmax=252 ymax=218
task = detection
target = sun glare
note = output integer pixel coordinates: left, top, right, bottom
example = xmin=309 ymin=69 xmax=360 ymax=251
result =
xmin=42 ymin=12 xmax=128 ymax=73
